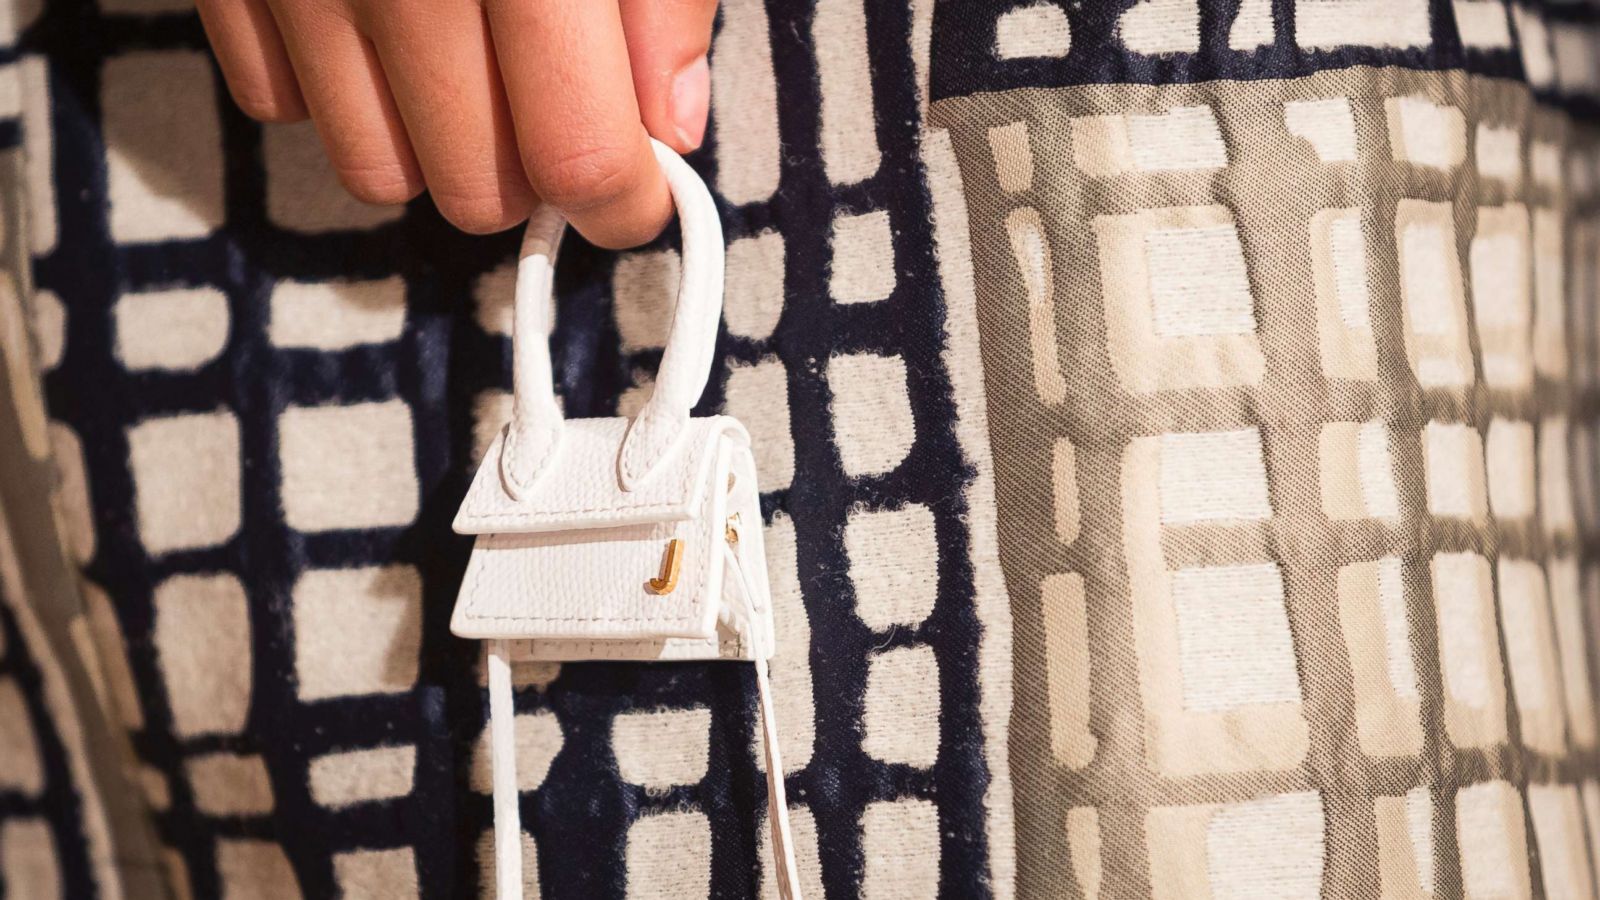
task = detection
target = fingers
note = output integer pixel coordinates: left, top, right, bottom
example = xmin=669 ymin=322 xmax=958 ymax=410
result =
xmin=618 ymin=0 xmax=718 ymax=153
xmin=196 ymin=0 xmax=306 ymax=122
xmin=361 ymin=0 xmax=534 ymax=234
xmin=212 ymin=0 xmax=691 ymax=240
xmin=486 ymin=0 xmax=671 ymax=249
xmin=263 ymin=0 xmax=423 ymax=205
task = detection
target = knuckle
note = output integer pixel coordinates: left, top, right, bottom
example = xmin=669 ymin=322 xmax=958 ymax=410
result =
xmin=529 ymin=141 xmax=641 ymax=213
xmin=432 ymin=178 xmax=533 ymax=235
xmin=434 ymin=195 xmax=521 ymax=234
xmin=227 ymin=82 xmax=302 ymax=124
xmin=336 ymin=161 xmax=423 ymax=206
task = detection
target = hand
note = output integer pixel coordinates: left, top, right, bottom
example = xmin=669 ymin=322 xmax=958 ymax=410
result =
xmin=196 ymin=0 xmax=718 ymax=247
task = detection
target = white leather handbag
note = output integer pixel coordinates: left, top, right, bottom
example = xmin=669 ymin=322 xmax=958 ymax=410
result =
xmin=452 ymin=140 xmax=801 ymax=900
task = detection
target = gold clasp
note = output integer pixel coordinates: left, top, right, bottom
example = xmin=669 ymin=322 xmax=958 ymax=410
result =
xmin=647 ymin=539 xmax=684 ymax=594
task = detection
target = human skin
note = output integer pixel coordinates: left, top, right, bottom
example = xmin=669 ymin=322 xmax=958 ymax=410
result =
xmin=195 ymin=0 xmax=719 ymax=247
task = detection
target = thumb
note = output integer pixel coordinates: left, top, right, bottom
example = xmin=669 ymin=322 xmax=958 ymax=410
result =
xmin=619 ymin=0 xmax=719 ymax=154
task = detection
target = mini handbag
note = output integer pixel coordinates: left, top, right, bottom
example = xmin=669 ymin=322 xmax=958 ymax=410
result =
xmin=451 ymin=140 xmax=800 ymax=900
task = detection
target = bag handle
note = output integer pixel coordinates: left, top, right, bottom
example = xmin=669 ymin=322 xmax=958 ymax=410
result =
xmin=501 ymin=139 xmax=725 ymax=498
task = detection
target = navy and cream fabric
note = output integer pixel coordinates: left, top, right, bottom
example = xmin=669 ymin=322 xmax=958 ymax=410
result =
xmin=1 ymin=0 xmax=1600 ymax=897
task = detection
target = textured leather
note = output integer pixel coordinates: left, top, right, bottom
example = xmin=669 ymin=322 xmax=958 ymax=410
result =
xmin=461 ymin=140 xmax=795 ymax=900
xmin=757 ymin=657 xmax=802 ymax=900
xmin=451 ymin=137 xmax=773 ymax=663
xmin=486 ymin=641 xmax=522 ymax=898
xmin=451 ymin=419 xmax=773 ymax=655
xmin=456 ymin=417 xmax=730 ymax=534
xmin=500 ymin=205 xmax=565 ymax=499
xmin=498 ymin=142 xmax=724 ymax=497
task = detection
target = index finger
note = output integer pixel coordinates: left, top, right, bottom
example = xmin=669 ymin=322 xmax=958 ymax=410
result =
xmin=485 ymin=0 xmax=671 ymax=249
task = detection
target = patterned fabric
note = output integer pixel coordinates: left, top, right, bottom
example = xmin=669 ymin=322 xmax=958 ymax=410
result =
xmin=0 ymin=552 xmax=101 ymax=900
xmin=934 ymin=66 xmax=1600 ymax=897
xmin=928 ymin=3 xmax=1600 ymax=896
xmin=0 ymin=125 xmax=168 ymax=899
xmin=0 ymin=0 xmax=1597 ymax=898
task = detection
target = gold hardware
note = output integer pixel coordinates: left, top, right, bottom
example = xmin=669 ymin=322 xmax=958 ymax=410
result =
xmin=647 ymin=539 xmax=684 ymax=594
xmin=725 ymin=513 xmax=742 ymax=546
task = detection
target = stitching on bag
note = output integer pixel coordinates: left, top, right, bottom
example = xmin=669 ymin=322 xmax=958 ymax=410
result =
xmin=459 ymin=542 xmax=704 ymax=623
xmin=511 ymin=638 xmax=742 ymax=651
xmin=460 ymin=501 xmax=685 ymax=524
xmin=459 ymin=441 xmax=720 ymax=624
xmin=509 ymin=637 xmax=744 ymax=660
xmin=621 ymin=407 xmax=684 ymax=485
xmin=457 ymin=427 xmax=708 ymax=527
xmin=499 ymin=422 xmax=556 ymax=498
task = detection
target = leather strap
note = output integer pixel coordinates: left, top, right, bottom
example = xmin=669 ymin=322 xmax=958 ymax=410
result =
xmin=483 ymin=144 xmax=796 ymax=898
xmin=486 ymin=645 xmax=802 ymax=899
xmin=501 ymin=140 xmax=725 ymax=498
xmin=487 ymin=639 xmax=522 ymax=900
xmin=757 ymin=657 xmax=802 ymax=900
xmin=501 ymin=206 xmax=567 ymax=497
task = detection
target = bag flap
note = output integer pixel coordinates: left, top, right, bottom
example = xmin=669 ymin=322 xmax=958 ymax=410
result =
xmin=453 ymin=416 xmax=748 ymax=534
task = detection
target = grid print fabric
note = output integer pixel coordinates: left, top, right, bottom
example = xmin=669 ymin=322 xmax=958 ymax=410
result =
xmin=0 ymin=569 xmax=95 ymax=899
xmin=932 ymin=42 xmax=1600 ymax=900
xmin=0 ymin=0 xmax=1599 ymax=898
xmin=2 ymin=0 xmax=1006 ymax=896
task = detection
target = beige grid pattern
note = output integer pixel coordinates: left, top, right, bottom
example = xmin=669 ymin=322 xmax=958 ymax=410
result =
xmin=932 ymin=67 xmax=1600 ymax=898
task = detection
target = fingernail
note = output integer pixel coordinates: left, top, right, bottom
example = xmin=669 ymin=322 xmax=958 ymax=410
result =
xmin=670 ymin=56 xmax=710 ymax=151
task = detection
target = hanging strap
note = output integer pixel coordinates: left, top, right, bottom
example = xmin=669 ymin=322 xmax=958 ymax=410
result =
xmin=500 ymin=139 xmax=725 ymax=498
xmin=756 ymin=657 xmax=802 ymax=900
xmin=487 ymin=639 xmax=523 ymax=899
xmin=486 ymin=646 xmax=801 ymax=899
